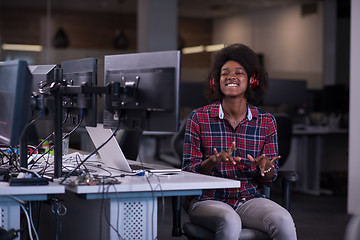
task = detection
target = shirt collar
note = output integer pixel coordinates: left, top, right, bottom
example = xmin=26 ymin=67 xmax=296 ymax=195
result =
xmin=219 ymin=103 xmax=253 ymax=121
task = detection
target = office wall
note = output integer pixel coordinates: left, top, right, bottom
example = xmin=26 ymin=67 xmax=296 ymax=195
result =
xmin=1 ymin=4 xmax=327 ymax=88
xmin=213 ymin=3 xmax=324 ymax=89
xmin=0 ymin=6 xmax=213 ymax=83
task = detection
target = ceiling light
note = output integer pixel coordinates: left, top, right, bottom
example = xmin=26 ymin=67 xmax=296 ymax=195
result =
xmin=182 ymin=45 xmax=205 ymax=54
xmin=205 ymin=44 xmax=225 ymax=52
xmin=2 ymin=44 xmax=43 ymax=52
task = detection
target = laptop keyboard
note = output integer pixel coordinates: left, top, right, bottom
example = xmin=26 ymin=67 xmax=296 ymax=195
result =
xmin=129 ymin=164 xmax=152 ymax=171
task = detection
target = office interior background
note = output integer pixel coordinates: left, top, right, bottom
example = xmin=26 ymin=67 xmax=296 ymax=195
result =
xmin=1 ymin=0 xmax=360 ymax=239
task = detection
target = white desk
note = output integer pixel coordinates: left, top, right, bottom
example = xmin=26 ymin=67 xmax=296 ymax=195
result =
xmin=0 ymin=182 xmax=65 ymax=238
xmin=64 ymin=171 xmax=240 ymax=240
xmin=283 ymin=126 xmax=348 ymax=195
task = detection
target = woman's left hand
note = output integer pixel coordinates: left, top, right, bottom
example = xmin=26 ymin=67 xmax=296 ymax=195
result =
xmin=247 ymin=154 xmax=280 ymax=177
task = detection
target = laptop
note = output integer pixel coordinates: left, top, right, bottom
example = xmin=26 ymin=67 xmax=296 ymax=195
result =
xmin=85 ymin=124 xmax=181 ymax=173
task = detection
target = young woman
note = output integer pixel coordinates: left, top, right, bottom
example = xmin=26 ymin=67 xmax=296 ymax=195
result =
xmin=182 ymin=44 xmax=297 ymax=240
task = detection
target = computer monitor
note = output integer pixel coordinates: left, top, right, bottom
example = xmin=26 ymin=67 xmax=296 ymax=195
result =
xmin=321 ymin=84 xmax=349 ymax=114
xmin=28 ymin=64 xmax=57 ymax=119
xmin=103 ymin=50 xmax=180 ymax=132
xmin=180 ymin=81 xmax=210 ymax=109
xmin=262 ymin=79 xmax=307 ymax=107
xmin=61 ymin=57 xmax=97 ymax=127
xmin=0 ymin=60 xmax=33 ymax=146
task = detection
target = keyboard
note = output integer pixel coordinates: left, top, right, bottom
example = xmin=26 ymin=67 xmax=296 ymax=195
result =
xmin=129 ymin=164 xmax=152 ymax=171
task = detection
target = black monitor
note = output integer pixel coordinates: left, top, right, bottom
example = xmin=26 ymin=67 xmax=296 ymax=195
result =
xmin=321 ymin=84 xmax=349 ymax=114
xmin=103 ymin=50 xmax=180 ymax=132
xmin=61 ymin=57 xmax=97 ymax=127
xmin=262 ymin=79 xmax=307 ymax=107
xmin=28 ymin=64 xmax=57 ymax=119
xmin=180 ymin=81 xmax=210 ymax=109
xmin=0 ymin=60 xmax=33 ymax=146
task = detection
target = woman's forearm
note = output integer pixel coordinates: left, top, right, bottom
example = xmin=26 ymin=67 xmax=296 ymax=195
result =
xmin=200 ymin=155 xmax=217 ymax=174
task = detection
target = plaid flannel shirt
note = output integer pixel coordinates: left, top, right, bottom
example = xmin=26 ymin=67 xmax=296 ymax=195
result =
xmin=182 ymin=101 xmax=279 ymax=209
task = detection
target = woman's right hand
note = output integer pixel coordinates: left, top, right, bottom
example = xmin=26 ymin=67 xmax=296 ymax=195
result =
xmin=213 ymin=141 xmax=241 ymax=165
xmin=200 ymin=141 xmax=241 ymax=174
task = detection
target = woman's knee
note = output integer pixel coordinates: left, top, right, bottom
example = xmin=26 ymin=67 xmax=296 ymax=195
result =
xmin=189 ymin=201 xmax=242 ymax=239
xmin=270 ymin=210 xmax=295 ymax=228
xmin=220 ymin=209 xmax=242 ymax=228
xmin=266 ymin=210 xmax=297 ymax=239
xmin=216 ymin=211 xmax=242 ymax=240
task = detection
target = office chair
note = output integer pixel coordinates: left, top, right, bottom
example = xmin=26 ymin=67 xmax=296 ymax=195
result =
xmin=170 ymin=113 xmax=298 ymax=240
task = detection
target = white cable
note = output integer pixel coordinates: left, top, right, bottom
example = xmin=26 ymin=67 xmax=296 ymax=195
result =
xmin=6 ymin=195 xmax=25 ymax=205
xmin=29 ymin=204 xmax=40 ymax=240
xmin=102 ymin=184 xmax=123 ymax=240
xmin=20 ymin=204 xmax=34 ymax=240
xmin=6 ymin=196 xmax=38 ymax=240
xmin=143 ymin=173 xmax=157 ymax=240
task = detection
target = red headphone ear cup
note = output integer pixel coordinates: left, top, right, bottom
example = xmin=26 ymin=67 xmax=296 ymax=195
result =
xmin=210 ymin=77 xmax=215 ymax=92
xmin=250 ymin=73 xmax=259 ymax=90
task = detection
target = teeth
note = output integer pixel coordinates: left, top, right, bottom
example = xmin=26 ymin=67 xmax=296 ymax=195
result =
xmin=226 ymin=83 xmax=238 ymax=87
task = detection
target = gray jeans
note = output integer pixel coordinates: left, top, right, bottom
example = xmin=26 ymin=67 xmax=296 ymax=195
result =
xmin=188 ymin=198 xmax=297 ymax=240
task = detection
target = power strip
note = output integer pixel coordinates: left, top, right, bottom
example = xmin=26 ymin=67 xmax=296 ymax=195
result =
xmin=0 ymin=206 xmax=6 ymax=229
xmin=0 ymin=203 xmax=20 ymax=234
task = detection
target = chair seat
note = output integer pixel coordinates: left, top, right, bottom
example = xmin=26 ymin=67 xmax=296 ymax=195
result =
xmin=183 ymin=222 xmax=271 ymax=240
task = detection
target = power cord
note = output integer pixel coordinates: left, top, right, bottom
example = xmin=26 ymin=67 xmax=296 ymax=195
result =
xmin=0 ymin=228 xmax=19 ymax=240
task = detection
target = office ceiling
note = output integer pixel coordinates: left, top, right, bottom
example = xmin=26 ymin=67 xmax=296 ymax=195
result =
xmin=1 ymin=0 xmax=322 ymax=18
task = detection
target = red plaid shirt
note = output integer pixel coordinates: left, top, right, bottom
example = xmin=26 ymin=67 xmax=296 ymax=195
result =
xmin=183 ymin=101 xmax=279 ymax=209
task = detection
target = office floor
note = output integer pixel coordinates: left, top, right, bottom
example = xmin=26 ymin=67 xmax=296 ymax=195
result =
xmin=139 ymin=136 xmax=352 ymax=240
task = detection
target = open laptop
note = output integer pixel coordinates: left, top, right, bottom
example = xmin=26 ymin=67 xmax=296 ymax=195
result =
xmin=85 ymin=124 xmax=181 ymax=173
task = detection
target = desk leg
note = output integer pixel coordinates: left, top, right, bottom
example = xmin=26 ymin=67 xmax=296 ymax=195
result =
xmin=0 ymin=201 xmax=20 ymax=239
xmin=295 ymin=136 xmax=309 ymax=193
xmin=172 ymin=196 xmax=182 ymax=236
xmin=304 ymin=135 xmax=323 ymax=195
xmin=294 ymin=135 xmax=327 ymax=195
xmin=109 ymin=197 xmax=158 ymax=240
xmin=312 ymin=135 xmax=322 ymax=194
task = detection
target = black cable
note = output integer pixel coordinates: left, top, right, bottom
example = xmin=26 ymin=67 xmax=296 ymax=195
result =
xmin=99 ymin=182 xmax=104 ymax=240
xmin=28 ymin=144 xmax=54 ymax=170
xmin=28 ymin=133 xmax=54 ymax=160
xmin=142 ymin=170 xmax=156 ymax=240
xmin=18 ymin=112 xmax=43 ymax=148
xmin=111 ymin=184 xmax=121 ymax=239
xmin=137 ymin=153 xmax=166 ymax=240
xmin=29 ymin=110 xmax=84 ymax=174
xmin=53 ymin=196 xmax=64 ymax=240
xmin=60 ymin=117 xmax=121 ymax=184
xmin=55 ymin=203 xmax=59 ymax=240
xmin=8 ymin=147 xmax=20 ymax=171
xmin=62 ymin=109 xmax=85 ymax=140
xmin=0 ymin=148 xmax=13 ymax=165
xmin=85 ymin=163 xmax=113 ymax=177
xmin=100 ymin=183 xmax=124 ymax=240
xmin=75 ymin=153 xmax=89 ymax=174
xmin=27 ymin=108 xmax=71 ymax=162
xmin=153 ymin=173 xmax=166 ymax=237
xmin=35 ymin=202 xmax=42 ymax=234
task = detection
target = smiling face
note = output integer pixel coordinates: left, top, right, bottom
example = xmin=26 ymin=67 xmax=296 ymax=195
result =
xmin=219 ymin=60 xmax=248 ymax=99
